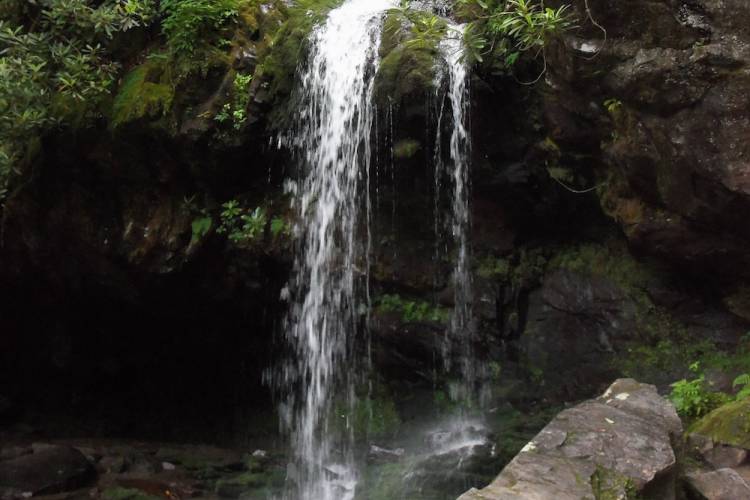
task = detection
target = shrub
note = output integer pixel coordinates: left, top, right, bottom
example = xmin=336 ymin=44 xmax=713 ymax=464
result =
xmin=0 ymin=0 xmax=153 ymax=205
xmin=160 ymin=0 xmax=240 ymax=54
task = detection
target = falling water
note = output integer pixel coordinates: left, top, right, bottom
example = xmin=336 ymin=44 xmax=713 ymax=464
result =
xmin=274 ymin=1 xmax=395 ymax=499
xmin=438 ymin=25 xmax=487 ymax=406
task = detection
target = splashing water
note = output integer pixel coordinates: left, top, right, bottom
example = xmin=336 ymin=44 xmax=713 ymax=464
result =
xmin=273 ymin=1 xmax=395 ymax=499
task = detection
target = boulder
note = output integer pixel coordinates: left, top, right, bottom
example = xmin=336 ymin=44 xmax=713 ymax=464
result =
xmin=459 ymin=379 xmax=682 ymax=499
xmin=703 ymin=445 xmax=748 ymax=470
xmin=690 ymin=398 xmax=750 ymax=449
xmin=686 ymin=468 xmax=750 ymax=500
xmin=0 ymin=445 xmax=96 ymax=496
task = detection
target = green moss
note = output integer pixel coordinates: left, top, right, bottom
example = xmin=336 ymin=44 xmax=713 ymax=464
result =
xmin=258 ymin=0 xmax=343 ymax=128
xmin=101 ymin=488 xmax=161 ymax=500
xmin=548 ymin=242 xmax=650 ymax=296
xmin=477 ymin=257 xmax=510 ymax=280
xmin=374 ymin=10 xmax=445 ymax=105
xmin=690 ymin=398 xmax=750 ymax=448
xmin=590 ymin=465 xmax=639 ymax=500
xmin=393 ymin=139 xmax=421 ymax=159
xmin=353 ymin=392 xmax=401 ymax=440
xmin=111 ymin=62 xmax=174 ymax=127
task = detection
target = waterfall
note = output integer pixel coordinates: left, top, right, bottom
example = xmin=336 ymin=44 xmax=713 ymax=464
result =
xmin=274 ymin=1 xmax=395 ymax=499
xmin=437 ymin=25 xmax=487 ymax=406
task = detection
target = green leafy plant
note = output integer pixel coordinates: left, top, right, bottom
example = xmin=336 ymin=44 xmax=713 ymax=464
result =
xmin=604 ymin=98 xmax=623 ymax=114
xmin=217 ymin=200 xmax=267 ymax=243
xmin=377 ymin=294 xmax=450 ymax=323
xmin=670 ymin=362 xmax=730 ymax=419
xmin=456 ymin=0 xmax=575 ymax=70
xmin=160 ymin=0 xmax=240 ymax=54
xmin=215 ymin=72 xmax=253 ymax=130
xmin=191 ymin=216 xmax=212 ymax=243
xmin=733 ymin=373 xmax=750 ymax=401
xmin=0 ymin=0 xmax=153 ymax=205
xmin=270 ymin=217 xmax=291 ymax=238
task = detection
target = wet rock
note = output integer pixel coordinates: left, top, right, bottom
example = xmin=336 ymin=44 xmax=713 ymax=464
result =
xmin=686 ymin=468 xmax=750 ymax=500
xmin=368 ymin=445 xmax=405 ymax=464
xmin=459 ymin=379 xmax=682 ymax=499
xmin=521 ymin=269 xmax=636 ymax=398
xmin=0 ymin=445 xmax=96 ymax=496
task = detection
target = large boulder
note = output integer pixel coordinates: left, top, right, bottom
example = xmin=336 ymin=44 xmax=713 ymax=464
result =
xmin=458 ymin=379 xmax=682 ymax=499
xmin=0 ymin=445 xmax=96 ymax=497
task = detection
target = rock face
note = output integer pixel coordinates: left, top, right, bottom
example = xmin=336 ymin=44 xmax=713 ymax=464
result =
xmin=521 ymin=269 xmax=637 ymax=397
xmin=546 ymin=0 xmax=750 ymax=286
xmin=458 ymin=379 xmax=682 ymax=499
xmin=0 ymin=445 xmax=96 ymax=497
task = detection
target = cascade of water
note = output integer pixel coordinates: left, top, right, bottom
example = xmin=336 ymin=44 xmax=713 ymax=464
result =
xmin=273 ymin=1 xmax=395 ymax=499
xmin=437 ymin=25 xmax=488 ymax=406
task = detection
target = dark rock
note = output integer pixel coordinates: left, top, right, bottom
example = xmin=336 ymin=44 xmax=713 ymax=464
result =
xmin=97 ymin=455 xmax=127 ymax=474
xmin=520 ymin=269 xmax=636 ymax=398
xmin=460 ymin=379 xmax=682 ymax=499
xmin=686 ymin=468 xmax=750 ymax=500
xmin=0 ymin=445 xmax=96 ymax=496
xmin=0 ymin=446 xmax=31 ymax=463
xmin=545 ymin=0 xmax=750 ymax=287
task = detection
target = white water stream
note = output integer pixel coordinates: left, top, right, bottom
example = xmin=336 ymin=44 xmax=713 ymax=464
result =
xmin=276 ymin=1 xmax=395 ymax=499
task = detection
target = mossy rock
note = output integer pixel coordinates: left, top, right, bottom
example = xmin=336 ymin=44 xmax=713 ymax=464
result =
xmin=690 ymin=398 xmax=750 ymax=449
xmin=259 ymin=0 xmax=344 ymax=128
xmin=375 ymin=45 xmax=439 ymax=105
xmin=374 ymin=10 xmax=444 ymax=106
xmin=393 ymin=139 xmax=421 ymax=159
xmin=590 ymin=465 xmax=639 ymax=500
xmin=111 ymin=61 xmax=174 ymax=127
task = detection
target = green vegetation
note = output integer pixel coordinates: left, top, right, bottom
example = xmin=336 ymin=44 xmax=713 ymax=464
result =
xmin=374 ymin=7 xmax=446 ymax=104
xmin=456 ymin=0 xmax=575 ymax=69
xmin=259 ymin=0 xmax=343 ymax=127
xmin=215 ymin=72 xmax=253 ymax=130
xmin=393 ymin=139 xmax=421 ymax=159
xmin=691 ymin=397 xmax=750 ymax=449
xmin=669 ymin=362 xmax=730 ymax=419
xmin=590 ymin=465 xmax=639 ymax=500
xmin=0 ymin=0 xmax=156 ymax=204
xmin=733 ymin=373 xmax=750 ymax=400
xmin=111 ymin=60 xmax=174 ymax=127
xmin=160 ymin=0 xmax=240 ymax=54
xmin=217 ymin=199 xmax=267 ymax=243
xmin=376 ymin=293 xmax=450 ymax=323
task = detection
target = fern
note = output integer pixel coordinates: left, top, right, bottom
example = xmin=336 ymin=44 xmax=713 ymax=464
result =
xmin=734 ymin=373 xmax=750 ymax=400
